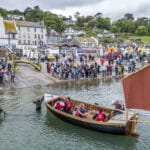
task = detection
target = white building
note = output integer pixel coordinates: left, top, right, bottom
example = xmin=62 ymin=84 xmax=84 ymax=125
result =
xmin=0 ymin=15 xmax=18 ymax=49
xmin=16 ymin=20 xmax=47 ymax=55
xmin=47 ymin=28 xmax=62 ymax=46
xmin=7 ymin=14 xmax=25 ymax=21
xmin=63 ymin=27 xmax=86 ymax=37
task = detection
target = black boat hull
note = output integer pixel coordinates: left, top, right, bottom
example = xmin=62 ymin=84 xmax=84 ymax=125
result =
xmin=47 ymin=106 xmax=126 ymax=135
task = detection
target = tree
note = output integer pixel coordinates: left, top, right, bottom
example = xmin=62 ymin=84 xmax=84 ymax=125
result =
xmin=84 ymin=16 xmax=94 ymax=23
xmin=74 ymin=11 xmax=80 ymax=19
xmin=135 ymin=26 xmax=148 ymax=36
xmin=87 ymin=19 xmax=97 ymax=29
xmin=76 ymin=16 xmax=84 ymax=27
xmin=0 ymin=8 xmax=7 ymax=18
xmin=34 ymin=6 xmax=40 ymax=11
xmin=95 ymin=12 xmax=103 ymax=18
xmin=43 ymin=12 xmax=66 ymax=33
xmin=8 ymin=9 xmax=23 ymax=15
xmin=96 ymin=17 xmax=111 ymax=30
xmin=115 ymin=18 xmax=135 ymax=33
xmin=124 ymin=13 xmax=134 ymax=20
xmin=111 ymin=25 xmax=119 ymax=33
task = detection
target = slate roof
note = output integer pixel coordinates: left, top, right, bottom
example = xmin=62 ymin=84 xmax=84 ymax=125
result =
xmin=16 ymin=20 xmax=45 ymax=28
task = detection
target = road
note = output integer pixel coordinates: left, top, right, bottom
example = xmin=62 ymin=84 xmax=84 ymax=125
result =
xmin=9 ymin=63 xmax=54 ymax=89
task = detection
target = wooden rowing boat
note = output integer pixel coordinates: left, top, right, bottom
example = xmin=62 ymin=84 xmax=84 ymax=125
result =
xmin=45 ymin=95 xmax=138 ymax=135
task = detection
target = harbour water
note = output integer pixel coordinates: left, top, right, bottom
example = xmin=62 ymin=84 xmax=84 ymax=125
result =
xmin=0 ymin=79 xmax=150 ymax=150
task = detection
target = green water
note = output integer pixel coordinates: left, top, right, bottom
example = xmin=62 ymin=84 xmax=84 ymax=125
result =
xmin=0 ymin=79 xmax=150 ymax=150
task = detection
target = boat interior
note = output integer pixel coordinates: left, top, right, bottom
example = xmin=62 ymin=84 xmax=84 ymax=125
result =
xmin=47 ymin=97 xmax=134 ymax=125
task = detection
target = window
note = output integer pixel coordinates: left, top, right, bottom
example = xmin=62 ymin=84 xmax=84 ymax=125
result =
xmin=35 ymin=34 xmax=37 ymax=38
xmin=34 ymin=28 xmax=36 ymax=32
xmin=28 ymin=40 xmax=30 ymax=45
xmin=28 ymin=27 xmax=30 ymax=32
xmin=18 ymin=40 xmax=21 ymax=44
xmin=12 ymin=34 xmax=15 ymax=39
xmin=41 ymin=28 xmax=43 ymax=32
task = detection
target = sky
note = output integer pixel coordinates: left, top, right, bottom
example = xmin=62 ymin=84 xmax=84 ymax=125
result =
xmin=0 ymin=0 xmax=150 ymax=20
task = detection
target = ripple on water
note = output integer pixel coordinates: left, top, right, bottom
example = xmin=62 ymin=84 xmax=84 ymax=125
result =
xmin=0 ymin=79 xmax=150 ymax=150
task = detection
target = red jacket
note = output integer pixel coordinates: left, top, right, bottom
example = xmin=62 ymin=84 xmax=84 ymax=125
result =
xmin=55 ymin=101 xmax=63 ymax=110
xmin=96 ymin=112 xmax=105 ymax=121
xmin=65 ymin=101 xmax=72 ymax=111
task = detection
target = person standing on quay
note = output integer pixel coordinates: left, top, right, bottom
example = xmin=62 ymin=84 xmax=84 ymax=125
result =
xmin=10 ymin=67 xmax=15 ymax=83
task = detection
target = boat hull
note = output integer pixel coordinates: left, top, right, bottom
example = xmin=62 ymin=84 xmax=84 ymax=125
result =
xmin=46 ymin=105 xmax=126 ymax=135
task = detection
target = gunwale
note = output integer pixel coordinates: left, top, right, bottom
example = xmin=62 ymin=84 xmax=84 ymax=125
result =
xmin=46 ymin=97 xmax=134 ymax=127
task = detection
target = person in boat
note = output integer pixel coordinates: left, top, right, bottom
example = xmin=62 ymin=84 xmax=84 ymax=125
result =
xmin=93 ymin=108 xmax=106 ymax=122
xmin=111 ymin=100 xmax=125 ymax=116
xmin=33 ymin=96 xmax=43 ymax=111
xmin=64 ymin=97 xmax=73 ymax=114
xmin=53 ymin=97 xmax=65 ymax=111
xmin=79 ymin=103 xmax=88 ymax=114
xmin=73 ymin=105 xmax=88 ymax=118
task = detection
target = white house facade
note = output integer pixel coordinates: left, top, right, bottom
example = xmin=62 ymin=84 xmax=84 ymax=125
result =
xmin=0 ymin=15 xmax=18 ymax=49
xmin=16 ymin=20 xmax=47 ymax=55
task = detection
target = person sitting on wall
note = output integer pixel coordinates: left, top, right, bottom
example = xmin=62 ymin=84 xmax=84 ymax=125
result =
xmin=93 ymin=108 xmax=106 ymax=122
xmin=111 ymin=100 xmax=125 ymax=116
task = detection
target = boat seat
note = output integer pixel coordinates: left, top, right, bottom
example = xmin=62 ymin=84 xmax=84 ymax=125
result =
xmin=108 ymin=113 xmax=133 ymax=124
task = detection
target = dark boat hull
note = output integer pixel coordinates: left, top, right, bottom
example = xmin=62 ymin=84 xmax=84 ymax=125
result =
xmin=47 ymin=106 xmax=126 ymax=135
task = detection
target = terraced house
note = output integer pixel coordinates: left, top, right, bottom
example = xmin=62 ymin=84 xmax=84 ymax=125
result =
xmin=16 ymin=20 xmax=47 ymax=55
xmin=0 ymin=15 xmax=18 ymax=49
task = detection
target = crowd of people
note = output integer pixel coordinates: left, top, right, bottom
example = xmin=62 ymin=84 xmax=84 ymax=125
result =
xmin=0 ymin=58 xmax=17 ymax=86
xmin=44 ymin=46 xmax=148 ymax=80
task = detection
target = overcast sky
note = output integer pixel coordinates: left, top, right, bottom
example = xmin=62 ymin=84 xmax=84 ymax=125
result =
xmin=0 ymin=0 xmax=150 ymax=20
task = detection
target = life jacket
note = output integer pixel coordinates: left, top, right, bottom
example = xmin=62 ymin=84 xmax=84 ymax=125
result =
xmin=55 ymin=101 xmax=63 ymax=110
xmin=96 ymin=113 xmax=105 ymax=121
xmin=75 ymin=110 xmax=80 ymax=117
xmin=65 ymin=101 xmax=72 ymax=111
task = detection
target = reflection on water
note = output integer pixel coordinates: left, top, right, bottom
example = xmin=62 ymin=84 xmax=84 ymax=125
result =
xmin=0 ymin=79 xmax=150 ymax=150
xmin=45 ymin=112 xmax=136 ymax=150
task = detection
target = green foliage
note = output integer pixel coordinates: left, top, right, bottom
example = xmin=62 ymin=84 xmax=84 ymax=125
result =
xmin=111 ymin=25 xmax=119 ymax=33
xmin=96 ymin=17 xmax=111 ymax=30
xmin=135 ymin=26 xmax=148 ymax=36
xmin=78 ymin=34 xmax=85 ymax=37
xmin=8 ymin=9 xmax=23 ymax=15
xmin=115 ymin=18 xmax=135 ymax=33
xmin=99 ymin=37 xmax=125 ymax=44
xmin=24 ymin=6 xmax=66 ymax=33
xmin=1 ymin=6 xmax=150 ymax=36
xmin=124 ymin=13 xmax=134 ymax=20
xmin=86 ymin=30 xmax=96 ymax=37
xmin=0 ymin=7 xmax=7 ymax=19
xmin=130 ymin=36 xmax=150 ymax=44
